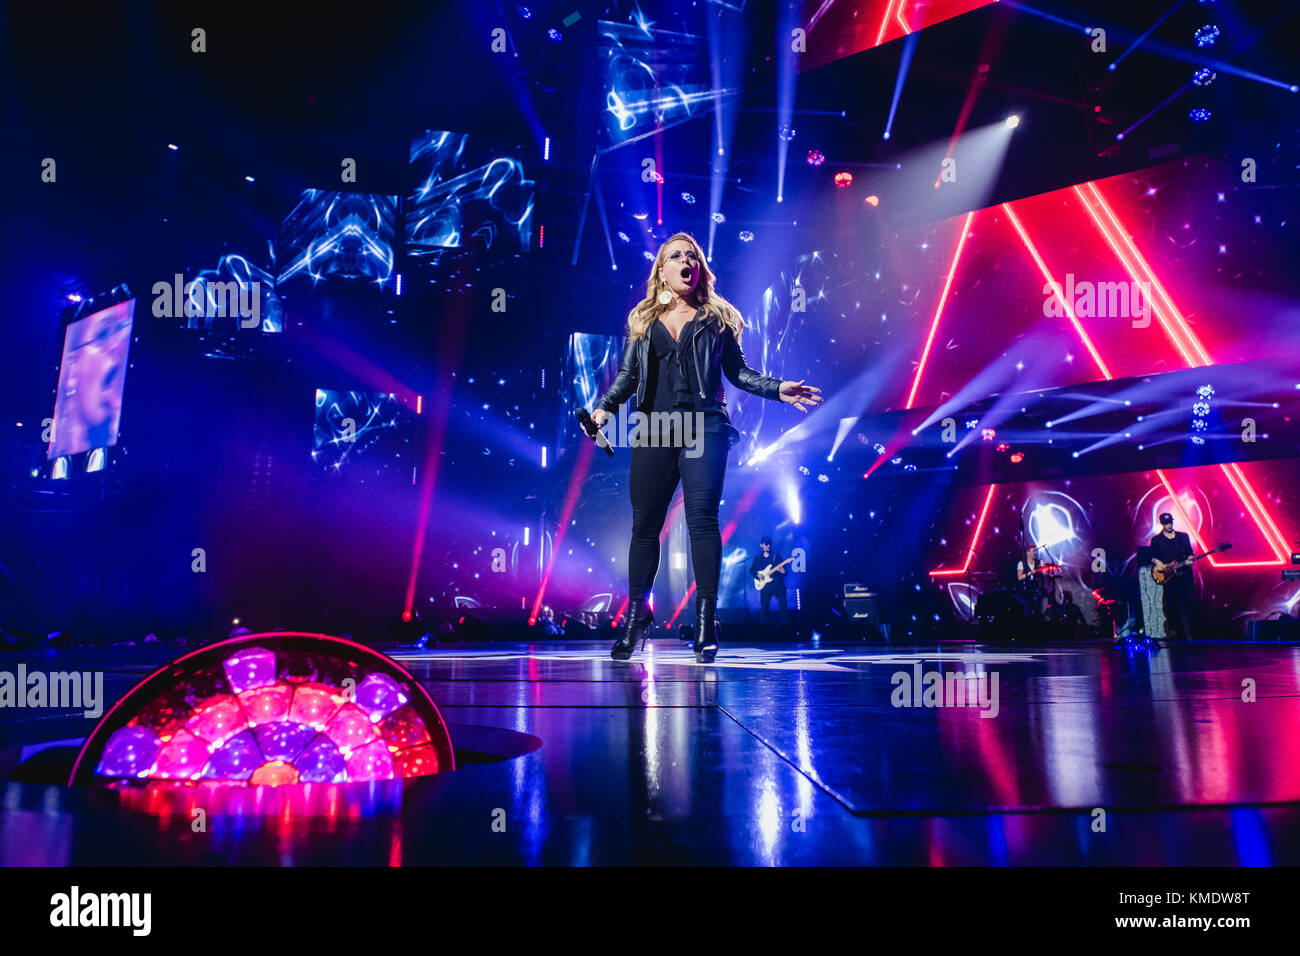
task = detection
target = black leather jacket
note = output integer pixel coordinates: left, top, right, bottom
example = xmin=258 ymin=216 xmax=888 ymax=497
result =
xmin=595 ymin=308 xmax=783 ymax=416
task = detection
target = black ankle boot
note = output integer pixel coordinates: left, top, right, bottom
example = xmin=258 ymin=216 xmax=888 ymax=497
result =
xmin=612 ymin=599 xmax=654 ymax=660
xmin=693 ymin=596 xmax=719 ymax=663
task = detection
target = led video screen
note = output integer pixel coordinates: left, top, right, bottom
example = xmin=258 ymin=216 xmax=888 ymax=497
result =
xmin=798 ymin=0 xmax=997 ymax=70
xmin=312 ymin=389 xmax=417 ymax=481
xmin=597 ymin=18 xmax=716 ymax=146
xmin=563 ymin=147 xmax=1300 ymax=632
xmin=182 ymin=252 xmax=283 ymax=333
xmin=922 ymin=460 xmax=1300 ymax=638
xmin=47 ymin=300 xmax=135 ymax=461
xmin=557 ymin=331 xmax=624 ymax=458
xmin=277 ymin=190 xmax=398 ymax=292
xmin=406 ymin=130 xmax=534 ymax=259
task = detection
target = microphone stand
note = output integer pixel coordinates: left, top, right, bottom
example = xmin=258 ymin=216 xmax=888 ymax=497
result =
xmin=1039 ymin=543 xmax=1064 ymax=611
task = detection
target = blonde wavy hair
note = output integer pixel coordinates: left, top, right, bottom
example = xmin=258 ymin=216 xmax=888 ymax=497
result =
xmin=625 ymin=232 xmax=745 ymax=341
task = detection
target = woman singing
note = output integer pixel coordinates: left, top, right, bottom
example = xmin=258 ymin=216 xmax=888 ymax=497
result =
xmin=589 ymin=233 xmax=822 ymax=662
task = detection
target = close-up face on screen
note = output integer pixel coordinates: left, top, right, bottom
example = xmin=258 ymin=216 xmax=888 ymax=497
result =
xmin=1 ymin=0 xmax=1298 ymax=934
xmin=47 ymin=300 xmax=134 ymax=461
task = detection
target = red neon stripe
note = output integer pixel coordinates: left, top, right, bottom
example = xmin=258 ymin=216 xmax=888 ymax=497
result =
xmin=895 ymin=0 xmax=912 ymax=34
xmin=1070 ymin=181 xmax=1286 ymax=566
xmin=1215 ymin=463 xmax=1288 ymax=564
xmin=906 ymin=210 xmax=975 ymax=409
xmin=875 ymin=0 xmax=897 ymax=46
xmin=1078 ymin=182 xmax=1212 ymax=366
xmin=921 ymin=178 xmax=1287 ymax=580
xmin=1154 ymin=469 xmax=1210 ymax=551
xmin=929 ymin=484 xmax=998 ymax=576
xmin=1002 ymin=202 xmax=1113 ymax=379
xmin=1225 ymin=462 xmax=1288 ymax=550
xmin=1070 ymin=185 xmax=1205 ymax=369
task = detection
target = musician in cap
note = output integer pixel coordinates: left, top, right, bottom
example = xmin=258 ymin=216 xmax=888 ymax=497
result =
xmin=1150 ymin=512 xmax=1196 ymax=640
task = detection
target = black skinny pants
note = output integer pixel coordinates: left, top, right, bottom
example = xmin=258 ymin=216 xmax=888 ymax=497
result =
xmin=627 ymin=430 xmax=729 ymax=603
xmin=1161 ymin=574 xmax=1196 ymax=640
xmin=758 ymin=584 xmax=788 ymax=623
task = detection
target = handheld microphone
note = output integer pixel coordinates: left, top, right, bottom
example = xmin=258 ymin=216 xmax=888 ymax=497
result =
xmin=576 ymin=408 xmax=615 ymax=457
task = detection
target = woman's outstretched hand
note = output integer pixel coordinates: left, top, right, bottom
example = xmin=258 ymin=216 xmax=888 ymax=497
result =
xmin=778 ymin=380 xmax=823 ymax=413
xmin=590 ymin=408 xmax=611 ymax=427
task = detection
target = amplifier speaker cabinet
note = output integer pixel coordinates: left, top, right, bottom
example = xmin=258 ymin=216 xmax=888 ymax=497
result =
xmin=1247 ymin=618 xmax=1300 ymax=641
xmin=841 ymin=584 xmax=887 ymax=641
xmin=842 ymin=583 xmax=879 ymax=622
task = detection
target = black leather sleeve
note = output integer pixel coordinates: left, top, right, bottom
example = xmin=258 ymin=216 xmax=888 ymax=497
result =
xmin=721 ymin=327 xmax=783 ymax=400
xmin=594 ymin=335 xmax=640 ymax=414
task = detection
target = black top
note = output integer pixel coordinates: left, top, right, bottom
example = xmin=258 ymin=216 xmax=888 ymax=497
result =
xmin=1150 ymin=530 xmax=1193 ymax=565
xmin=648 ymin=318 xmax=697 ymax=413
xmin=645 ymin=319 xmax=732 ymax=436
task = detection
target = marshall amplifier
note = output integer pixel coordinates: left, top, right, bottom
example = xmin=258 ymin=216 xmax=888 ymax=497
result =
xmin=843 ymin=584 xmax=879 ymax=622
xmin=841 ymin=584 xmax=886 ymax=642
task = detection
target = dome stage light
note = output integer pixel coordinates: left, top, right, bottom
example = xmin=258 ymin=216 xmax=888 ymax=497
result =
xmin=70 ymin=632 xmax=456 ymax=789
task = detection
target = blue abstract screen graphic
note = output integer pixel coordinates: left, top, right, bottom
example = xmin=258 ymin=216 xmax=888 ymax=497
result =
xmin=312 ymin=389 xmax=417 ymax=481
xmin=277 ymin=191 xmax=398 ymax=292
xmin=598 ymin=16 xmax=721 ymax=146
xmin=559 ymin=332 xmax=623 ymax=455
xmin=406 ymin=131 xmax=534 ymax=260
xmin=183 ymin=251 xmax=283 ymax=332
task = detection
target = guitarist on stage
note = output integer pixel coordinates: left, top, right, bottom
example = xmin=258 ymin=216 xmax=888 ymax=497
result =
xmin=749 ymin=537 xmax=788 ymax=627
xmin=1150 ymin=512 xmax=1196 ymax=640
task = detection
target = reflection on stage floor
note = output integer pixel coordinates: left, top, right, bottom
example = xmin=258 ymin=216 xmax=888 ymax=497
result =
xmin=2 ymin=640 xmax=1297 ymax=865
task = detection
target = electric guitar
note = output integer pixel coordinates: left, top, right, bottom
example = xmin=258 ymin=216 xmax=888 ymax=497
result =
xmin=1151 ymin=542 xmax=1231 ymax=585
xmin=753 ymin=557 xmax=795 ymax=591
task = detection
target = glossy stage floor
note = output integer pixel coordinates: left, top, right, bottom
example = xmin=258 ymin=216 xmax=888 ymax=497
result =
xmin=2 ymin=638 xmax=1298 ymax=865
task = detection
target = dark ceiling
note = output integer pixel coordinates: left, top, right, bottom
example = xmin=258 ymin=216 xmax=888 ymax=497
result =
xmin=3 ymin=0 xmax=1297 ymax=273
